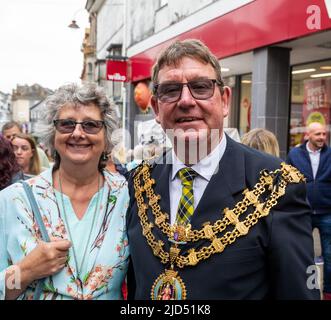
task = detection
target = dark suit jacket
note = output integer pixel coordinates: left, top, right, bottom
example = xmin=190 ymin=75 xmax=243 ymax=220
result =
xmin=287 ymin=142 xmax=331 ymax=214
xmin=126 ymin=137 xmax=320 ymax=300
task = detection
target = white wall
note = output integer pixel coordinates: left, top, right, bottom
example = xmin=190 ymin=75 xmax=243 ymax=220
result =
xmin=97 ymin=0 xmax=125 ymax=59
xmin=12 ymin=99 xmax=31 ymax=122
xmin=96 ymin=0 xmax=221 ymax=59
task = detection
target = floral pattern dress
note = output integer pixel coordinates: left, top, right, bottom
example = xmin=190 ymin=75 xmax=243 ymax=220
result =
xmin=0 ymin=168 xmax=129 ymax=300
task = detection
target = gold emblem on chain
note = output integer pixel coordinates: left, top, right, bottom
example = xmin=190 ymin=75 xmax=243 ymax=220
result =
xmin=133 ymin=162 xmax=305 ymax=300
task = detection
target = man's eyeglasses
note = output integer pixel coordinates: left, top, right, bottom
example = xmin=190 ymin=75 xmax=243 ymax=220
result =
xmin=53 ymin=119 xmax=105 ymax=134
xmin=153 ymin=79 xmax=223 ymax=103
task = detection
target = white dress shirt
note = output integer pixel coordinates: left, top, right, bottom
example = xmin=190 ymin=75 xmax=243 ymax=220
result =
xmin=306 ymin=143 xmax=321 ymax=179
xmin=169 ymin=134 xmax=227 ymax=224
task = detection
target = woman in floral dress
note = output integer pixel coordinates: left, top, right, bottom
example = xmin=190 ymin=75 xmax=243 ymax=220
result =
xmin=0 ymin=83 xmax=129 ymax=300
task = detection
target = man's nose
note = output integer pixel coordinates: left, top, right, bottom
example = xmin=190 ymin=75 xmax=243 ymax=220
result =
xmin=178 ymin=84 xmax=195 ymax=106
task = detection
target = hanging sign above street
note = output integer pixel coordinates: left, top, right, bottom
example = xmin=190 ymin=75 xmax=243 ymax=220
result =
xmin=106 ymin=59 xmax=128 ymax=82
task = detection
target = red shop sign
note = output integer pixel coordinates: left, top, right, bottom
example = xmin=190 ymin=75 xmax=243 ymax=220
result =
xmin=106 ymin=60 xmax=128 ymax=82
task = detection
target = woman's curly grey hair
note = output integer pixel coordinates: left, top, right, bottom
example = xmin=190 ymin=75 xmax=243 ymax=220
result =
xmin=40 ymin=82 xmax=119 ymax=170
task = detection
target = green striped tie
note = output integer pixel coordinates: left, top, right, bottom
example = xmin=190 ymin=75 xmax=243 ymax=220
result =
xmin=176 ymin=167 xmax=197 ymax=225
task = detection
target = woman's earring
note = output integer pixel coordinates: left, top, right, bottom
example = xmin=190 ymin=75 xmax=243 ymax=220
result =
xmin=53 ymin=150 xmax=59 ymax=161
xmin=101 ymin=152 xmax=108 ymax=161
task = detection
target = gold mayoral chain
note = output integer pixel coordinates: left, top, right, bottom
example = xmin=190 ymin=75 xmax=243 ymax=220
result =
xmin=133 ymin=162 xmax=305 ymax=300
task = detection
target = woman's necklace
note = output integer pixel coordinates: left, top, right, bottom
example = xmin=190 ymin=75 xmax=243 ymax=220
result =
xmin=58 ymin=171 xmax=103 ymax=283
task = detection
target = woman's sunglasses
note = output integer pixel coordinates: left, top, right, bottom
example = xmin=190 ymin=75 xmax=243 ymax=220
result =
xmin=53 ymin=119 xmax=105 ymax=134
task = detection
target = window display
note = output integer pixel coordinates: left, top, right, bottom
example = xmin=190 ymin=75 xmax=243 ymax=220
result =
xmin=290 ymin=61 xmax=331 ymax=148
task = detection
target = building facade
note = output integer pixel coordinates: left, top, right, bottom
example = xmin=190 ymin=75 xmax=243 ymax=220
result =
xmin=0 ymin=91 xmax=12 ymax=131
xmin=85 ymin=0 xmax=331 ymax=157
xmin=11 ymin=84 xmax=52 ymax=132
xmin=81 ymin=27 xmax=97 ymax=84
xmin=29 ymin=98 xmax=49 ymax=137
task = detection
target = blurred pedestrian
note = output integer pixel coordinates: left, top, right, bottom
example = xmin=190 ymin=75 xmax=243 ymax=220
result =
xmin=108 ymin=144 xmax=129 ymax=176
xmin=2 ymin=121 xmax=50 ymax=169
xmin=125 ymin=144 xmax=144 ymax=171
xmin=0 ymin=83 xmax=129 ymax=300
xmin=0 ymin=135 xmax=22 ymax=190
xmin=11 ymin=133 xmax=42 ymax=176
xmin=287 ymin=122 xmax=331 ymax=300
xmin=241 ymin=128 xmax=280 ymax=157
xmin=1 ymin=121 xmax=21 ymax=141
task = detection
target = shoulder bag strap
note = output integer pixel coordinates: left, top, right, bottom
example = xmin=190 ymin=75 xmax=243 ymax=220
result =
xmin=21 ymin=180 xmax=50 ymax=300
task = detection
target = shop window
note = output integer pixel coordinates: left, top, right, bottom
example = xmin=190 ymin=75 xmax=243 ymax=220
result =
xmin=106 ymin=44 xmax=124 ymax=101
xmin=239 ymin=74 xmax=252 ymax=136
xmin=290 ymin=60 xmax=331 ymax=148
xmin=223 ymin=76 xmax=236 ymax=128
xmin=87 ymin=63 xmax=93 ymax=81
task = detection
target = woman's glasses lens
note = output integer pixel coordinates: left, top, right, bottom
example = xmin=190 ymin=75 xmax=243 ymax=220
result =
xmin=156 ymin=79 xmax=216 ymax=103
xmin=54 ymin=120 xmax=104 ymax=134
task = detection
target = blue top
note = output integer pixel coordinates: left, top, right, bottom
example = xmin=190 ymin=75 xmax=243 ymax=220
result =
xmin=0 ymin=168 xmax=129 ymax=300
xmin=287 ymin=142 xmax=331 ymax=214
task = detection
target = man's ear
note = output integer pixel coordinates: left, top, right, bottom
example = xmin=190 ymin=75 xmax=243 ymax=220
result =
xmin=151 ymin=96 xmax=160 ymax=124
xmin=221 ymin=86 xmax=231 ymax=118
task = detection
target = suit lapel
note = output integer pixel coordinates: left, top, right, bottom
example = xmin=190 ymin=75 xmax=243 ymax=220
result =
xmin=302 ymin=144 xmax=314 ymax=178
xmin=316 ymin=146 xmax=327 ymax=177
xmin=150 ymin=152 xmax=172 ymax=249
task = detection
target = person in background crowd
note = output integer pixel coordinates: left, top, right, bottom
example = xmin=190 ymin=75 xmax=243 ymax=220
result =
xmin=125 ymin=144 xmax=144 ymax=172
xmin=126 ymin=39 xmax=319 ymax=300
xmin=0 ymin=135 xmax=23 ymax=190
xmin=108 ymin=144 xmax=129 ymax=176
xmin=124 ymin=143 xmax=166 ymax=172
xmin=287 ymin=122 xmax=331 ymax=300
xmin=106 ymin=154 xmax=127 ymax=176
xmin=2 ymin=121 xmax=51 ymax=169
xmin=11 ymin=133 xmax=42 ymax=177
xmin=1 ymin=121 xmax=22 ymax=141
xmin=0 ymin=83 xmax=129 ymax=300
xmin=143 ymin=143 xmax=164 ymax=161
xmin=241 ymin=128 xmax=280 ymax=157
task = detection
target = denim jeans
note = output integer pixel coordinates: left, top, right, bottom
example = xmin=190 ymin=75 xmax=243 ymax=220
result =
xmin=312 ymin=213 xmax=331 ymax=293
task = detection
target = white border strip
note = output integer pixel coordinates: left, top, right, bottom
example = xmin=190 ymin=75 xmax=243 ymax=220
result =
xmin=127 ymin=0 xmax=254 ymax=57
xmin=325 ymin=0 xmax=331 ymax=19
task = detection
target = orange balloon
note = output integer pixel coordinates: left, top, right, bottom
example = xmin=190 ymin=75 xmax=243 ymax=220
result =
xmin=134 ymin=82 xmax=151 ymax=111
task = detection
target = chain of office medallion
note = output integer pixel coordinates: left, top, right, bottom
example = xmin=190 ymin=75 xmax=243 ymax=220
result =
xmin=134 ymin=162 xmax=304 ymax=268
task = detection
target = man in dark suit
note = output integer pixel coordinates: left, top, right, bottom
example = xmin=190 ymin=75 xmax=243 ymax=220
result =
xmin=287 ymin=122 xmax=331 ymax=300
xmin=126 ymin=39 xmax=319 ymax=300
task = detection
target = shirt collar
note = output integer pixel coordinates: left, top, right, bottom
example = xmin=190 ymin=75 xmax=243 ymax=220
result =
xmin=306 ymin=142 xmax=321 ymax=154
xmin=171 ymin=134 xmax=227 ymax=182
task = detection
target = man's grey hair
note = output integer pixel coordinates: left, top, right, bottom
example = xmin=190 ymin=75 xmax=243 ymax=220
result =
xmin=1 ymin=121 xmax=21 ymax=134
xmin=40 ymin=82 xmax=118 ymax=164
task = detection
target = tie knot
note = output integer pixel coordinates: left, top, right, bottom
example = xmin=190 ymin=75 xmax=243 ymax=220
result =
xmin=178 ymin=167 xmax=197 ymax=186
